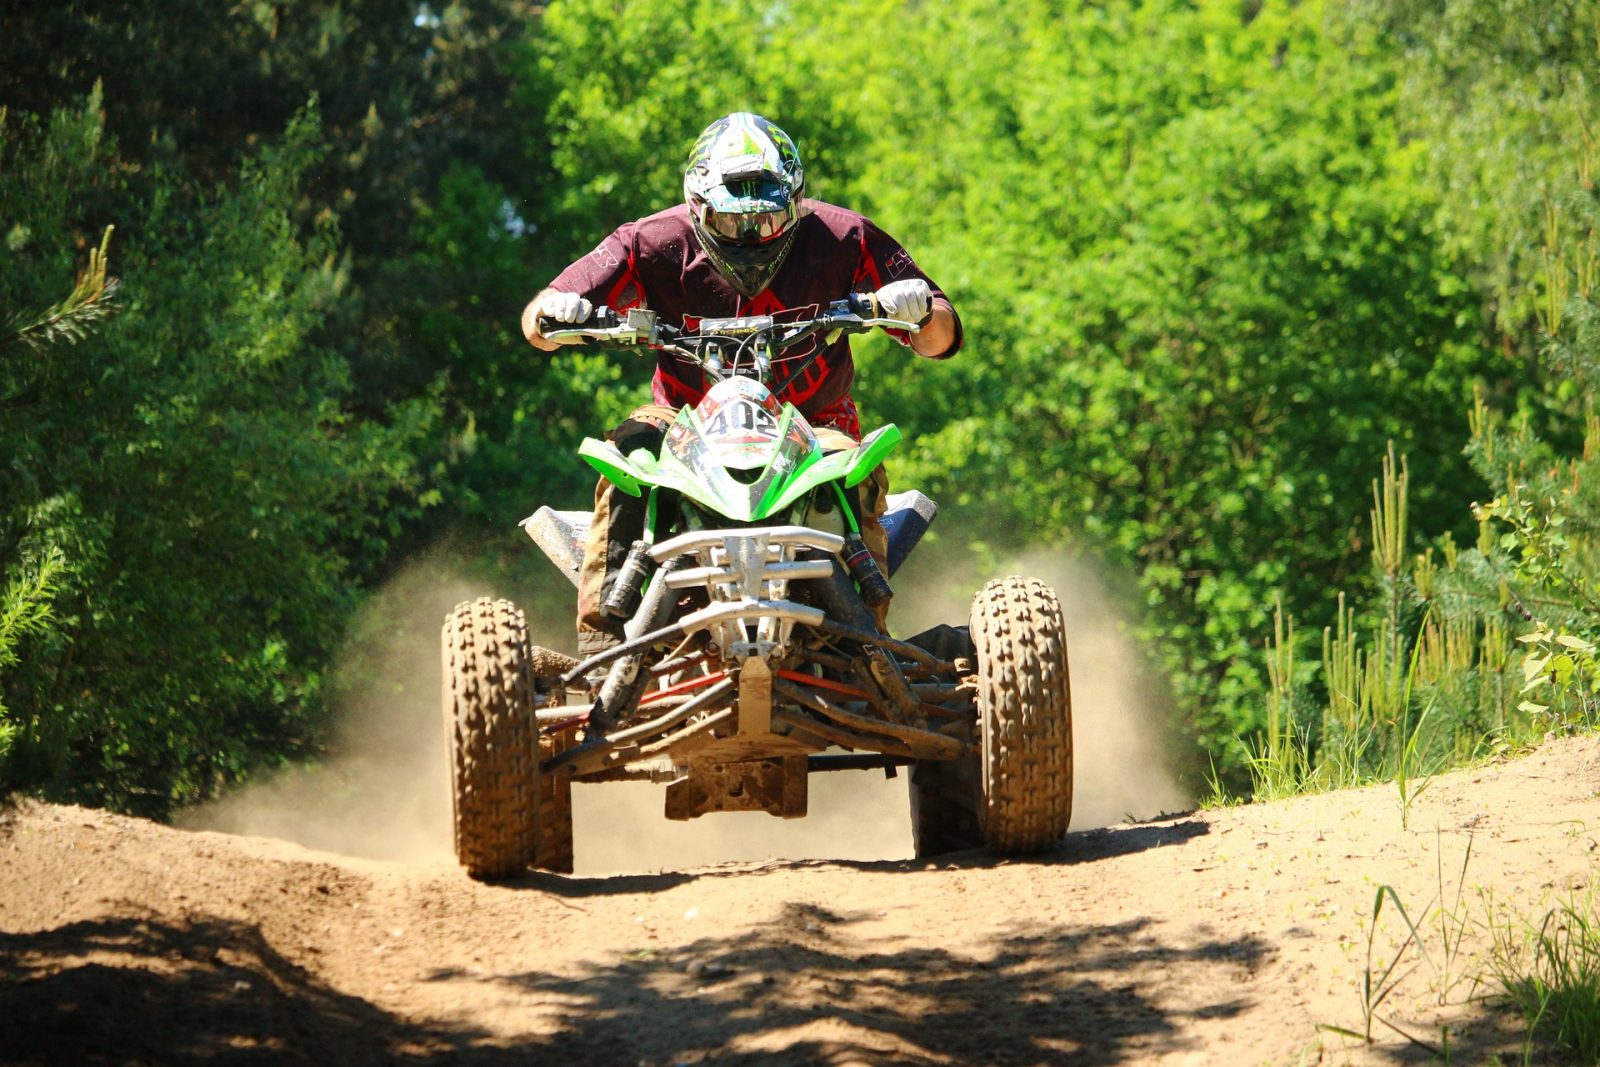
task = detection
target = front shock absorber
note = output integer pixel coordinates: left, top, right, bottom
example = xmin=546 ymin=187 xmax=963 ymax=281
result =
xmin=840 ymin=531 xmax=892 ymax=609
xmin=601 ymin=539 xmax=656 ymax=619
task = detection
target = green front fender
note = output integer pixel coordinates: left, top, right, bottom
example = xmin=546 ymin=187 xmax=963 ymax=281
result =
xmin=842 ymin=423 xmax=903 ymax=488
xmin=764 ymin=423 xmax=903 ymax=515
xmin=580 ymin=421 xmax=903 ymax=515
xmin=578 ymin=437 xmax=646 ymax=496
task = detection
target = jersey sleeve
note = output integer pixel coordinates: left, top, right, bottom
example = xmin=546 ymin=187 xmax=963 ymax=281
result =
xmin=853 ymin=218 xmax=964 ymax=359
xmin=546 ymin=223 xmax=649 ymax=312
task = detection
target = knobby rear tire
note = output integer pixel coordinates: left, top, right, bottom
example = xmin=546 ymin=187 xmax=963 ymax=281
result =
xmin=530 ymin=647 xmax=577 ymax=875
xmin=969 ymin=576 xmax=1074 ymax=853
xmin=909 ymin=751 xmax=984 ymax=857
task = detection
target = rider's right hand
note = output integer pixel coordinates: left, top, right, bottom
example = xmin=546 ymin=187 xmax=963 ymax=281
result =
xmin=523 ymin=290 xmax=594 ymax=351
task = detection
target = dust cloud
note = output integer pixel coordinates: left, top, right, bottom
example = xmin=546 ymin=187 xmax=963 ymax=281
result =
xmin=573 ymin=775 xmax=912 ymax=875
xmin=177 ymin=551 xmax=481 ymax=864
xmin=890 ymin=531 xmax=1193 ymax=831
xmin=183 ymin=521 xmax=1190 ymax=875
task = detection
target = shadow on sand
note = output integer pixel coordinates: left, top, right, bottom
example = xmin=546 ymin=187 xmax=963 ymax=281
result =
xmin=420 ymin=904 xmax=1266 ymax=1065
xmin=517 ymin=813 xmax=1213 ymax=899
xmin=3 ymin=903 xmax=1259 ymax=1065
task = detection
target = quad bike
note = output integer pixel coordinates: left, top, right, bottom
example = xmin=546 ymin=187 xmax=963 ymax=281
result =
xmin=441 ymin=295 xmax=1072 ymax=878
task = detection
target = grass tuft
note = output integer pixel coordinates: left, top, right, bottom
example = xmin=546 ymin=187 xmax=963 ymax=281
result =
xmin=1485 ymin=892 xmax=1600 ymax=1063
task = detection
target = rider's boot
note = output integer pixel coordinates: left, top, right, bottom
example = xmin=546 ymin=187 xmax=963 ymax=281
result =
xmin=576 ymin=405 xmax=676 ymax=658
xmin=577 ymin=480 xmax=640 ymax=657
xmin=858 ymin=459 xmax=893 ymax=635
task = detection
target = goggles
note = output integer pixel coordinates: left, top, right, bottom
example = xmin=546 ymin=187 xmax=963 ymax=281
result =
xmin=698 ymin=199 xmax=797 ymax=244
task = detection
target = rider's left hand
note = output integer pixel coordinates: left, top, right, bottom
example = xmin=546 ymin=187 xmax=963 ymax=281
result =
xmin=873 ymin=279 xmax=933 ymax=326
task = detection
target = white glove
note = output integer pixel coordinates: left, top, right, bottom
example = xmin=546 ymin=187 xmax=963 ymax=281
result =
xmin=873 ymin=278 xmax=932 ymax=325
xmin=536 ymin=290 xmax=593 ymax=327
xmin=524 ymin=290 xmax=595 ymax=350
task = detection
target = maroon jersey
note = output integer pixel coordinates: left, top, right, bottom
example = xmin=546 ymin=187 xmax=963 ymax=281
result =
xmin=546 ymin=200 xmax=962 ymax=437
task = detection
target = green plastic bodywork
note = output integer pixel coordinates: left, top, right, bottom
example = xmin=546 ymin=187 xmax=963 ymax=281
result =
xmin=578 ymin=409 xmax=902 ymax=523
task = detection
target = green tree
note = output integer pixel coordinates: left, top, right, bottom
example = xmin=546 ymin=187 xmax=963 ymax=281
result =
xmin=0 ymin=1 xmax=547 ymax=507
xmin=0 ymin=3 xmax=576 ymax=811
xmin=1343 ymin=1 xmax=1600 ymax=730
xmin=9 ymin=0 xmax=1579 ymax=810
xmin=1232 ymin=2 xmax=1600 ymax=797
xmin=0 ymin=217 xmax=117 ymax=768
xmin=1 ymin=96 xmax=433 ymax=814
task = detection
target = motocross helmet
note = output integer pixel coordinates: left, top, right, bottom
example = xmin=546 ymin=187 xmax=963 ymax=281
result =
xmin=684 ymin=112 xmax=805 ymax=298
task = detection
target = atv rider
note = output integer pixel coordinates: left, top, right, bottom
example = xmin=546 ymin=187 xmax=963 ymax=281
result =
xmin=523 ymin=112 xmax=962 ymax=656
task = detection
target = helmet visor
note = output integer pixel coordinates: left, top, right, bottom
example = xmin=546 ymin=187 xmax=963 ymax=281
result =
xmin=699 ymin=200 xmax=797 ymax=244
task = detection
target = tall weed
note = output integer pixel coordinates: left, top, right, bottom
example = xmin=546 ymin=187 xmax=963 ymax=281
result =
xmin=1242 ymin=442 xmax=1538 ymax=809
xmin=1319 ymin=834 xmax=1476 ymax=1055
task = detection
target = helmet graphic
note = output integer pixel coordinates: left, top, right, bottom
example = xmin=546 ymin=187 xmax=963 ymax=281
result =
xmin=683 ymin=113 xmax=805 ymax=297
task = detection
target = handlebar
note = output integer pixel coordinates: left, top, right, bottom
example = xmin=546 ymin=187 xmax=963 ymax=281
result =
xmin=536 ymin=294 xmax=921 ymax=381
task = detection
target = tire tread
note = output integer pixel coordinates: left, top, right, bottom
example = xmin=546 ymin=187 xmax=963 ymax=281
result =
xmin=442 ymin=598 xmax=538 ymax=879
xmin=970 ymin=576 xmax=1074 ymax=853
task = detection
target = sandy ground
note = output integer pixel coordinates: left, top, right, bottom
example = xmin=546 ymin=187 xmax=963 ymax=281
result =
xmin=3 ymin=731 xmax=1598 ymax=1065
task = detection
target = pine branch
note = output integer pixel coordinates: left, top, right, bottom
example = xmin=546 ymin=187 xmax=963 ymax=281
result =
xmin=1 ymin=226 xmax=121 ymax=356
xmin=0 ymin=546 xmax=65 ymax=674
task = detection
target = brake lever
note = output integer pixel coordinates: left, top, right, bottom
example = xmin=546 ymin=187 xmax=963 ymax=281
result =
xmin=862 ymin=317 xmax=922 ymax=332
xmin=810 ymin=313 xmax=922 ymax=345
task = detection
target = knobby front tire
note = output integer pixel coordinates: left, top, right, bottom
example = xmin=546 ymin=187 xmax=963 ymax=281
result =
xmin=442 ymin=597 xmax=539 ymax=879
xmin=969 ymin=576 xmax=1074 ymax=853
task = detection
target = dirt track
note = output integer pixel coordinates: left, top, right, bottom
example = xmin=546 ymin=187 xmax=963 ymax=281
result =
xmin=3 ymin=733 xmax=1598 ymax=1065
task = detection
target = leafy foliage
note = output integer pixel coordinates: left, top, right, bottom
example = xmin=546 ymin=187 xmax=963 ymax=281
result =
xmin=1 ymin=222 xmax=119 ymax=357
xmin=1467 ymin=284 xmax=1600 ymax=725
xmin=1234 ymin=1 xmax=1600 ymax=801
xmin=1368 ymin=1 xmax=1600 ymax=747
xmin=0 ymin=548 xmax=65 ymax=766
xmin=0 ymin=1 xmax=552 ymax=813
xmin=0 ymin=95 xmax=433 ymax=814
xmin=1487 ymin=892 xmax=1600 ymax=1062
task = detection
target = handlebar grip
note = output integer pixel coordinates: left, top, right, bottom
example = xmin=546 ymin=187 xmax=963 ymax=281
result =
xmin=537 ymin=307 xmax=620 ymax=335
xmin=535 ymin=319 xmax=604 ymax=350
xmin=536 ymin=306 xmax=624 ymax=349
xmin=843 ymin=290 xmax=924 ymax=333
